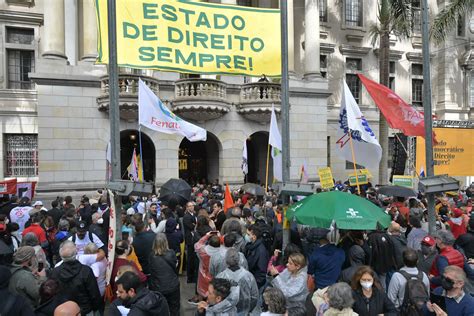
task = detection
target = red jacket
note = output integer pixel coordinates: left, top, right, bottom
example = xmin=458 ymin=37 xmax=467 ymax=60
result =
xmin=22 ymin=223 xmax=47 ymax=244
xmin=430 ymin=246 xmax=464 ymax=277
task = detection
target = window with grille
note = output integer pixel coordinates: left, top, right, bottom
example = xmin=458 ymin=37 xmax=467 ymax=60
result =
xmin=345 ymin=0 xmax=362 ymax=26
xmin=6 ymin=28 xmax=35 ymax=90
xmin=320 ymin=55 xmax=328 ymax=78
xmin=346 ymin=58 xmax=362 ymax=104
xmin=412 ymin=63 xmax=423 ymax=107
xmin=319 ymin=0 xmax=328 ymax=22
xmin=412 ymin=0 xmax=421 ymax=33
xmin=4 ymin=134 xmax=38 ymax=177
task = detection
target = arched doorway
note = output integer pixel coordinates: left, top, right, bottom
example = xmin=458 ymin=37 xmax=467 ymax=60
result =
xmin=179 ymin=133 xmax=220 ymax=185
xmin=246 ymin=131 xmax=272 ymax=185
xmin=120 ymin=130 xmax=155 ymax=182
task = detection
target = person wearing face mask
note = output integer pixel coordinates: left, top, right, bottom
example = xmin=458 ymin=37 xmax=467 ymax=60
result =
xmin=244 ymin=224 xmax=269 ymax=289
xmin=423 ymin=265 xmax=474 ymax=316
xmin=417 ymin=236 xmax=438 ymax=274
xmin=351 ymin=266 xmax=397 ymax=316
xmin=8 ymin=245 xmax=46 ymax=308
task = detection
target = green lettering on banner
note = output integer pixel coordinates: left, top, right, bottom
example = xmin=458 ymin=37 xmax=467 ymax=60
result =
xmin=392 ymin=176 xmax=414 ymax=188
xmin=250 ymin=38 xmax=264 ymax=52
xmin=196 ymin=12 xmax=211 ymax=28
xmin=123 ymin=22 xmax=139 ymax=39
xmin=142 ymin=25 xmax=158 ymax=41
xmin=157 ymin=47 xmax=172 ymax=62
xmin=175 ymin=50 xmax=197 ymax=66
xmin=214 ymin=14 xmax=229 ymax=29
xmin=193 ymin=32 xmax=209 ymax=48
xmin=349 ymin=175 xmax=368 ymax=186
xmin=216 ymin=55 xmax=231 ymax=69
xmin=199 ymin=54 xmax=214 ymax=67
xmin=231 ymin=15 xmax=245 ymax=30
xmin=143 ymin=3 xmax=159 ymax=19
xmin=210 ymin=34 xmax=225 ymax=49
xmin=234 ymin=55 xmax=246 ymax=70
xmin=178 ymin=8 xmax=196 ymax=25
xmin=234 ymin=35 xmax=249 ymax=50
xmin=168 ymin=27 xmax=183 ymax=43
xmin=138 ymin=47 xmax=154 ymax=61
xmin=161 ymin=4 xmax=177 ymax=21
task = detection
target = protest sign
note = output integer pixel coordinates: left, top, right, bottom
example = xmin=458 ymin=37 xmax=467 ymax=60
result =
xmin=392 ymin=175 xmax=414 ymax=188
xmin=318 ymin=167 xmax=335 ymax=189
xmin=95 ymin=0 xmax=281 ymax=76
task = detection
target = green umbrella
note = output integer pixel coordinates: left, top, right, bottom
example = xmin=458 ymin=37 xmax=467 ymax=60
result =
xmin=287 ymin=191 xmax=391 ymax=230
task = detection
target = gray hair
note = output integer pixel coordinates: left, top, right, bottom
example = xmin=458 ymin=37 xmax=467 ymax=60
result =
xmin=22 ymin=232 xmax=39 ymax=247
xmin=445 ymin=265 xmax=467 ymax=283
xmin=58 ymin=219 xmax=70 ymax=231
xmin=263 ymin=287 xmax=286 ymax=314
xmin=84 ymin=242 xmax=98 ymax=254
xmin=327 ymin=282 xmax=354 ymax=310
xmin=91 ymin=212 xmax=101 ymax=222
xmin=59 ymin=240 xmax=77 ymax=262
xmin=434 ymin=230 xmax=456 ymax=246
xmin=230 ymin=207 xmax=242 ymax=218
xmin=152 ymin=233 xmax=169 ymax=256
xmin=225 ymin=248 xmax=240 ymax=268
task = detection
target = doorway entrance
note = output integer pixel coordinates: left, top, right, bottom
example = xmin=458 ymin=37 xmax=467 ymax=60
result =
xmin=246 ymin=131 xmax=272 ymax=184
xmin=120 ymin=130 xmax=155 ymax=182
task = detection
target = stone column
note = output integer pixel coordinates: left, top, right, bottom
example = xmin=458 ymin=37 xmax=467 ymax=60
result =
xmin=288 ymin=0 xmax=295 ymax=74
xmin=80 ymin=0 xmax=98 ymax=62
xmin=42 ymin=0 xmax=67 ymax=60
xmin=304 ymin=0 xmax=320 ymax=79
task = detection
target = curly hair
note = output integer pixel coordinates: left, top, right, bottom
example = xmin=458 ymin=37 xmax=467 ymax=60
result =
xmin=263 ymin=287 xmax=286 ymax=314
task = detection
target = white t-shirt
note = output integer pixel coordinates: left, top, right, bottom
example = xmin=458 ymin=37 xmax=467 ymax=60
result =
xmin=91 ymin=258 xmax=107 ymax=296
xmin=55 ymin=254 xmax=98 ymax=268
xmin=10 ymin=206 xmax=32 ymax=232
xmin=68 ymin=232 xmax=105 ymax=255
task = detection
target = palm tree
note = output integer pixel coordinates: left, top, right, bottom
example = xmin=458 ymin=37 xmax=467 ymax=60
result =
xmin=432 ymin=0 xmax=473 ymax=43
xmin=369 ymin=0 xmax=413 ymax=184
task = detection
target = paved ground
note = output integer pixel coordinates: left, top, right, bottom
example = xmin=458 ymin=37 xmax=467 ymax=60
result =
xmin=179 ymin=275 xmax=198 ymax=316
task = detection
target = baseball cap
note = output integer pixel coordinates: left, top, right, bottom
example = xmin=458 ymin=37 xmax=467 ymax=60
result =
xmin=421 ymin=236 xmax=436 ymax=247
xmin=32 ymin=201 xmax=43 ymax=207
xmin=453 ymin=208 xmax=464 ymax=218
xmin=77 ymin=221 xmax=87 ymax=232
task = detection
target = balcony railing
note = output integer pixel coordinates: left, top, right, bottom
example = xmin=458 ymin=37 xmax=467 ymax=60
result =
xmin=240 ymin=82 xmax=281 ymax=104
xmin=173 ymin=78 xmax=230 ymax=122
xmin=97 ymin=74 xmax=159 ymax=122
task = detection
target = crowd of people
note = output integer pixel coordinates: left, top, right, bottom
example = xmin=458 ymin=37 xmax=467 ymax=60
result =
xmin=0 ymin=181 xmax=473 ymax=316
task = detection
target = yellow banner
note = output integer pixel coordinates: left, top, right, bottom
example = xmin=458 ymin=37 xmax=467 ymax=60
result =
xmin=318 ymin=167 xmax=335 ymax=189
xmin=416 ymin=128 xmax=474 ymax=176
xmin=95 ymin=0 xmax=281 ymax=76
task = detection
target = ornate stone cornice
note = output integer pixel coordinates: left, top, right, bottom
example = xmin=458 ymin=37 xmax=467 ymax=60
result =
xmin=373 ymin=49 xmax=404 ymax=60
xmin=321 ymin=43 xmax=336 ymax=55
xmin=0 ymin=9 xmax=43 ymax=25
xmin=339 ymin=45 xmax=371 ymax=57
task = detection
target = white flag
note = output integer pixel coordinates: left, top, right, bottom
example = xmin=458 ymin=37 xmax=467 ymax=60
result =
xmin=242 ymin=141 xmax=248 ymax=175
xmin=269 ymin=106 xmax=283 ymax=182
xmin=139 ymin=79 xmax=207 ymax=142
xmin=336 ymin=81 xmax=382 ymax=169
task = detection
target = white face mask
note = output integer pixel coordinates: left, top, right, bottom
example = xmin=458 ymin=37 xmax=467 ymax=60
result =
xmin=360 ymin=281 xmax=373 ymax=290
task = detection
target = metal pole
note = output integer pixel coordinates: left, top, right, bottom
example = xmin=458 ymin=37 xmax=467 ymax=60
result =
xmin=280 ymin=0 xmax=291 ymax=249
xmin=107 ymin=0 xmax=122 ymax=240
xmin=421 ymin=0 xmax=435 ymax=234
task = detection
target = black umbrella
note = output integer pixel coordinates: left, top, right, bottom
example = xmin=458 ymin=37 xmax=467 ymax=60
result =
xmin=377 ymin=185 xmax=416 ymax=198
xmin=241 ymin=183 xmax=266 ymax=196
xmin=159 ymin=178 xmax=192 ymax=207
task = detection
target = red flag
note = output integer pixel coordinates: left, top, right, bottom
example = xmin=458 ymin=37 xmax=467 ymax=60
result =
xmin=358 ymin=74 xmax=436 ymax=141
xmin=0 ymin=179 xmax=17 ymax=195
xmin=224 ymin=184 xmax=234 ymax=213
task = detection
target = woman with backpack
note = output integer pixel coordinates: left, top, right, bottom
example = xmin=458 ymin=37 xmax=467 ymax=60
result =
xmin=351 ymin=266 xmax=397 ymax=316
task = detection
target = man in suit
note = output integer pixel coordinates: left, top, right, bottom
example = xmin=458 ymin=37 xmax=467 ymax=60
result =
xmin=183 ymin=201 xmax=197 ymax=283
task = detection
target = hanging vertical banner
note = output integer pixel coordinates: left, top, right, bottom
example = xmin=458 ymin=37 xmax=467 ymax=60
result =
xmin=95 ymin=0 xmax=281 ymax=76
xmin=17 ymin=182 xmax=36 ymax=200
xmin=105 ymin=190 xmax=117 ymax=285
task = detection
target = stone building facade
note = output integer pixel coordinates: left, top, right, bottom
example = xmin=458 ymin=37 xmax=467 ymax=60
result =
xmin=0 ymin=0 xmax=472 ymax=198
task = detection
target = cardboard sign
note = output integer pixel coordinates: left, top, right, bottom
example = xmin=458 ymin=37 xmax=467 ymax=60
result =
xmin=392 ymin=175 xmax=414 ymax=188
xmin=318 ymin=167 xmax=335 ymax=189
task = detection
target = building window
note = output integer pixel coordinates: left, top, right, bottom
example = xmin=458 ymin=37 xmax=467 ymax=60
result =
xmin=412 ymin=0 xmax=421 ymax=33
xmin=319 ymin=0 xmax=328 ymax=23
xmin=345 ymin=0 xmax=362 ymax=27
xmin=4 ymin=134 xmax=38 ymax=177
xmin=320 ymin=55 xmax=328 ymax=78
xmin=457 ymin=15 xmax=466 ymax=37
xmin=346 ymin=58 xmax=362 ymax=104
xmin=412 ymin=63 xmax=423 ymax=108
xmin=5 ymin=27 xmax=35 ymax=90
xmin=389 ymin=61 xmax=395 ymax=91
xmin=237 ymin=0 xmax=252 ymax=6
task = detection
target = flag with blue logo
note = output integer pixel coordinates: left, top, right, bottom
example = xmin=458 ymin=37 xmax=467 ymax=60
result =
xmin=139 ymin=79 xmax=207 ymax=142
xmin=336 ymin=81 xmax=382 ymax=169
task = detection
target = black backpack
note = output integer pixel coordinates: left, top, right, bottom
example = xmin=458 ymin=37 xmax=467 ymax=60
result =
xmin=399 ymin=270 xmax=429 ymax=316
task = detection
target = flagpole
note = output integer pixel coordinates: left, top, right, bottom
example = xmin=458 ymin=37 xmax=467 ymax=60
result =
xmin=265 ymin=143 xmax=271 ymax=192
xmin=348 ymin=130 xmax=361 ymax=194
xmin=138 ymin=126 xmax=144 ymax=182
